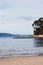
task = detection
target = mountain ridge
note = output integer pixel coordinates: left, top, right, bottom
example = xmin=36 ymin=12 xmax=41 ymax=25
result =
xmin=0 ymin=33 xmax=20 ymax=37
xmin=0 ymin=33 xmax=33 ymax=38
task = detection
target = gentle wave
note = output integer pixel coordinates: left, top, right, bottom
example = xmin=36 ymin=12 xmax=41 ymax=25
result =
xmin=0 ymin=47 xmax=43 ymax=57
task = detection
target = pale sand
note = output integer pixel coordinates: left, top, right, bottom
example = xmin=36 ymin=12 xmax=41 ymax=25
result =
xmin=0 ymin=56 xmax=43 ymax=65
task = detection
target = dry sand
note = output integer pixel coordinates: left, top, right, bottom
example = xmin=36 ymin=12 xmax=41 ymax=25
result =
xmin=0 ymin=56 xmax=43 ymax=65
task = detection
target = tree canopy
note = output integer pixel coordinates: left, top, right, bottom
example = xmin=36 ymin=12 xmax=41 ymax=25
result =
xmin=32 ymin=17 xmax=43 ymax=27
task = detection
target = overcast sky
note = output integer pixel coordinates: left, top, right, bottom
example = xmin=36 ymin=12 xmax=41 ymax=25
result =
xmin=0 ymin=0 xmax=43 ymax=34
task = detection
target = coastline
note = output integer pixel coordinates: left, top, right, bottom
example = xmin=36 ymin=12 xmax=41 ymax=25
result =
xmin=33 ymin=35 xmax=43 ymax=38
xmin=13 ymin=35 xmax=43 ymax=39
xmin=0 ymin=56 xmax=43 ymax=65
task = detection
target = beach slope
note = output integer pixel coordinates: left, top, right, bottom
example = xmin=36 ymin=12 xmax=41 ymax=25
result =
xmin=0 ymin=56 xmax=43 ymax=65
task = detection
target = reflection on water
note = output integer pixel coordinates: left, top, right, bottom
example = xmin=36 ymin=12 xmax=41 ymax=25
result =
xmin=0 ymin=38 xmax=43 ymax=49
xmin=34 ymin=38 xmax=43 ymax=47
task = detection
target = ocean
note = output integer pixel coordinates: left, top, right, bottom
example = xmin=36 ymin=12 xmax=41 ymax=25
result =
xmin=0 ymin=37 xmax=43 ymax=57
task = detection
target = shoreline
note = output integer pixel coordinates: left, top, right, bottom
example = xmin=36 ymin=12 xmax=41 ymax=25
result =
xmin=13 ymin=35 xmax=43 ymax=39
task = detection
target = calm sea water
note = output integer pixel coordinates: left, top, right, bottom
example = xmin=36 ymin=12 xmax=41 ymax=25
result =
xmin=0 ymin=38 xmax=43 ymax=57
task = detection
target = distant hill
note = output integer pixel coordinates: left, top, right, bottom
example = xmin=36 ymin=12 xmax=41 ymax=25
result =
xmin=0 ymin=33 xmax=33 ymax=38
xmin=0 ymin=33 xmax=20 ymax=37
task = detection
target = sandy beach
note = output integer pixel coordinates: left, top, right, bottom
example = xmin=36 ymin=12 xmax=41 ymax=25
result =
xmin=0 ymin=56 xmax=43 ymax=65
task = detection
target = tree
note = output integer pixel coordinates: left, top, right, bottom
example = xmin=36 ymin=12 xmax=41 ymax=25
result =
xmin=32 ymin=17 xmax=43 ymax=35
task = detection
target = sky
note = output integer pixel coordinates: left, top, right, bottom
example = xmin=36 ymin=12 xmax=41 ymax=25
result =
xmin=0 ymin=0 xmax=43 ymax=35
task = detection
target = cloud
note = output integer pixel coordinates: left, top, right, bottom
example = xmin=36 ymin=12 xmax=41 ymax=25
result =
xmin=17 ymin=16 xmax=33 ymax=21
xmin=0 ymin=3 xmax=14 ymax=10
xmin=0 ymin=0 xmax=15 ymax=10
xmin=0 ymin=15 xmax=6 ymax=18
xmin=0 ymin=0 xmax=15 ymax=3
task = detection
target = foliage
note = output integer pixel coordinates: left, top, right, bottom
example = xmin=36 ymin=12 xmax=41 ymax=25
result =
xmin=32 ymin=17 xmax=43 ymax=27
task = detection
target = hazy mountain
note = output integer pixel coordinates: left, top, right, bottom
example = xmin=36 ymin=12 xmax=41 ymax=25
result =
xmin=0 ymin=33 xmax=20 ymax=37
xmin=0 ymin=33 xmax=33 ymax=38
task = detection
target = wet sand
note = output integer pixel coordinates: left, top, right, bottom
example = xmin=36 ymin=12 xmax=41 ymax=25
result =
xmin=0 ymin=56 xmax=43 ymax=65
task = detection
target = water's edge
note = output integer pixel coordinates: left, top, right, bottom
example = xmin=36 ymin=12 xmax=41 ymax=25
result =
xmin=0 ymin=47 xmax=43 ymax=57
